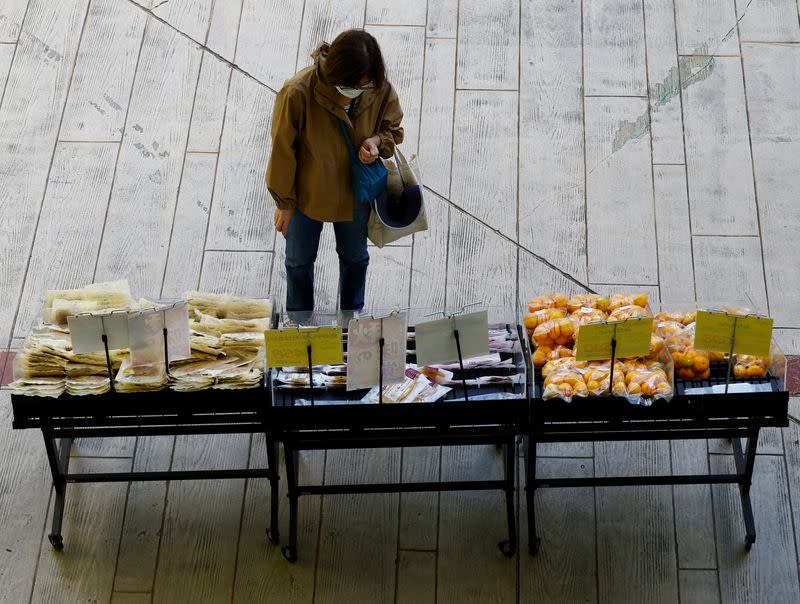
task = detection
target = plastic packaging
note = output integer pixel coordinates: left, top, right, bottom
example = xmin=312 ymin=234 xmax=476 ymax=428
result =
xmin=583 ymin=360 xmax=627 ymax=397
xmin=625 ymin=362 xmax=673 ymax=403
xmin=528 ymin=293 xmax=569 ymax=313
xmin=541 ymin=357 xmax=586 ymax=378
xmin=654 ymin=320 xmax=686 ymax=342
xmin=649 ymin=333 xmax=665 ymax=357
xmin=532 ymin=345 xmax=575 ymax=367
xmin=608 ymin=293 xmax=648 ymax=312
xmin=608 ymin=304 xmax=651 ymax=321
xmin=570 ymin=307 xmax=607 ymax=325
xmin=532 ymin=317 xmax=578 ymax=348
xmin=542 ymin=370 xmax=589 ymax=402
xmin=567 ymin=294 xmax=610 ymax=313
xmin=671 ymin=347 xmax=710 ymax=380
xmin=654 ymin=310 xmax=696 ymax=325
xmin=733 ymin=355 xmax=770 ymax=378
xmin=524 ymin=307 xmax=568 ymax=334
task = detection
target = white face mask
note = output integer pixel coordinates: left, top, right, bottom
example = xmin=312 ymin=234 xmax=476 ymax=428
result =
xmin=336 ymin=86 xmax=364 ymax=99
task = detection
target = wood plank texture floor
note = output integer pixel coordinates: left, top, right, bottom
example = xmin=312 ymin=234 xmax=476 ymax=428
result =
xmin=1 ymin=0 xmax=800 ymax=602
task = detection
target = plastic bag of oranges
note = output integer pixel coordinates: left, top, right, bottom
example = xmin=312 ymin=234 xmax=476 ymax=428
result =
xmin=625 ymin=363 xmax=673 ymax=404
xmin=583 ymin=360 xmax=627 ymax=397
xmin=542 ymin=370 xmax=589 ymax=402
xmin=655 ymin=320 xmax=686 ymax=343
xmin=608 ymin=304 xmax=651 ymax=321
xmin=671 ymin=347 xmax=711 ymax=380
xmin=570 ymin=307 xmax=607 ymax=325
xmin=654 ymin=310 xmax=695 ymax=325
xmin=524 ymin=307 xmax=568 ymax=335
xmin=541 ymin=357 xmax=586 ymax=378
xmin=532 ymin=317 xmax=577 ymax=348
xmin=608 ymin=293 xmax=648 ymax=312
xmin=648 ymin=333 xmax=665 ymax=357
xmin=567 ymin=294 xmax=610 ymax=313
xmin=532 ymin=344 xmax=575 ymax=367
xmin=733 ymin=355 xmax=770 ymax=378
xmin=528 ymin=293 xmax=569 ymax=313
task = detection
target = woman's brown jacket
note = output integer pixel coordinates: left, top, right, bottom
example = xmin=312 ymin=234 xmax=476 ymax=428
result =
xmin=266 ymin=57 xmax=404 ymax=222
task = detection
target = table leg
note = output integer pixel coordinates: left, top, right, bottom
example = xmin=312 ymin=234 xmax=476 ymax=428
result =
xmin=732 ymin=428 xmax=759 ymax=551
xmin=498 ymin=437 xmax=518 ymax=557
xmin=265 ymin=435 xmax=280 ymax=545
xmin=282 ymin=441 xmax=299 ymax=563
xmin=42 ymin=431 xmax=71 ymax=551
xmin=524 ymin=433 xmax=540 ymax=555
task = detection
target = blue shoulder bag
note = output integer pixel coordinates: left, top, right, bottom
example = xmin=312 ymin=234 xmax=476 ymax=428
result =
xmin=338 ymin=119 xmax=388 ymax=203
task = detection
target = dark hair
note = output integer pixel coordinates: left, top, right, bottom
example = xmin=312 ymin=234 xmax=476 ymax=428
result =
xmin=322 ymin=29 xmax=386 ymax=89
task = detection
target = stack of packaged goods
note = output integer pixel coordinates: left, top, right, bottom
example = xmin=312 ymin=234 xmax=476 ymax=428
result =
xmin=166 ymin=292 xmax=272 ymax=391
xmin=11 ymin=281 xmax=133 ymax=397
xmin=525 ymin=293 xmax=775 ymax=404
xmin=11 ymin=282 xmax=273 ymax=396
xmin=524 ymin=293 xmax=672 ymax=405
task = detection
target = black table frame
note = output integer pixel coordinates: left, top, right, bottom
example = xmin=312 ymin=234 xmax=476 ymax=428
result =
xmin=274 ymin=399 xmax=525 ymax=562
xmin=9 ymin=324 xmax=789 ymax=563
xmin=523 ymin=349 xmax=790 ymax=555
xmin=11 ymin=387 xmax=280 ymax=550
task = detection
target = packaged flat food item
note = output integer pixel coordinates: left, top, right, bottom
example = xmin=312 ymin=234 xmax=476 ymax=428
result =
xmin=65 ymin=375 xmax=111 ymax=396
xmin=184 ymin=291 xmax=273 ymax=320
xmin=528 ymin=293 xmax=569 ymax=313
xmin=524 ymin=307 xmax=568 ymax=334
xmin=44 ymin=280 xmax=133 ymax=324
xmin=532 ymin=317 xmax=577 ymax=348
xmin=733 ymin=355 xmax=770 ymax=378
xmin=608 ymin=293 xmax=648 ymax=312
xmin=567 ymin=294 xmax=610 ymax=313
xmin=10 ymin=377 xmax=66 ymax=397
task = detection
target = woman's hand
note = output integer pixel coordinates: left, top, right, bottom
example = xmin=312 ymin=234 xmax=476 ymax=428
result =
xmin=358 ymin=135 xmax=381 ymax=164
xmin=274 ymin=208 xmax=294 ymax=237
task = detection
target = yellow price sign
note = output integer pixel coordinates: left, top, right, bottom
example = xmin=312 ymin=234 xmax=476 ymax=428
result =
xmin=614 ymin=317 xmax=654 ymax=358
xmin=575 ymin=322 xmax=615 ymax=361
xmin=694 ymin=310 xmax=736 ymax=353
xmin=576 ymin=318 xmax=653 ymax=361
xmin=695 ymin=311 xmax=773 ymax=357
xmin=264 ymin=327 xmax=343 ymax=368
xmin=734 ymin=315 xmax=773 ymax=357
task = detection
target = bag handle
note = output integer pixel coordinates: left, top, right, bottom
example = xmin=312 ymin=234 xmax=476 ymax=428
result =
xmin=393 ymin=148 xmax=407 ymax=189
xmin=338 ymin=119 xmax=358 ymax=161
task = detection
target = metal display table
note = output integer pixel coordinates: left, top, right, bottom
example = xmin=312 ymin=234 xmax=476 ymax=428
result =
xmin=10 ymin=386 xmax=280 ymax=550
xmin=270 ymin=323 xmax=529 ymax=562
xmin=523 ymin=355 xmax=790 ymax=555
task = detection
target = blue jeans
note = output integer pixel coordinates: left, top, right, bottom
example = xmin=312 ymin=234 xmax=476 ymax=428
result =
xmin=285 ymin=204 xmax=370 ymax=314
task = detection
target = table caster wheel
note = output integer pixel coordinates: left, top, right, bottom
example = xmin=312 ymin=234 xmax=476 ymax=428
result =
xmin=267 ymin=529 xmax=280 ymax=545
xmin=528 ymin=538 xmax=541 ymax=556
xmin=498 ymin=540 xmax=516 ymax=557
xmin=48 ymin=534 xmax=64 ymax=551
xmin=745 ymin=535 xmax=755 ymax=552
xmin=282 ymin=546 xmax=298 ymax=563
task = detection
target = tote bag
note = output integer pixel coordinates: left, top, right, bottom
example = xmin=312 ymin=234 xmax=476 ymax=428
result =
xmin=368 ymin=149 xmax=428 ymax=247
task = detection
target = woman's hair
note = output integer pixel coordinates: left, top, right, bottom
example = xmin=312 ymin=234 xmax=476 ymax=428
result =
xmin=319 ymin=29 xmax=386 ymax=89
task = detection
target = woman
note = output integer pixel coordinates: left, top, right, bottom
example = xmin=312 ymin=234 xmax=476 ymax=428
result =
xmin=267 ymin=29 xmax=404 ymax=318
